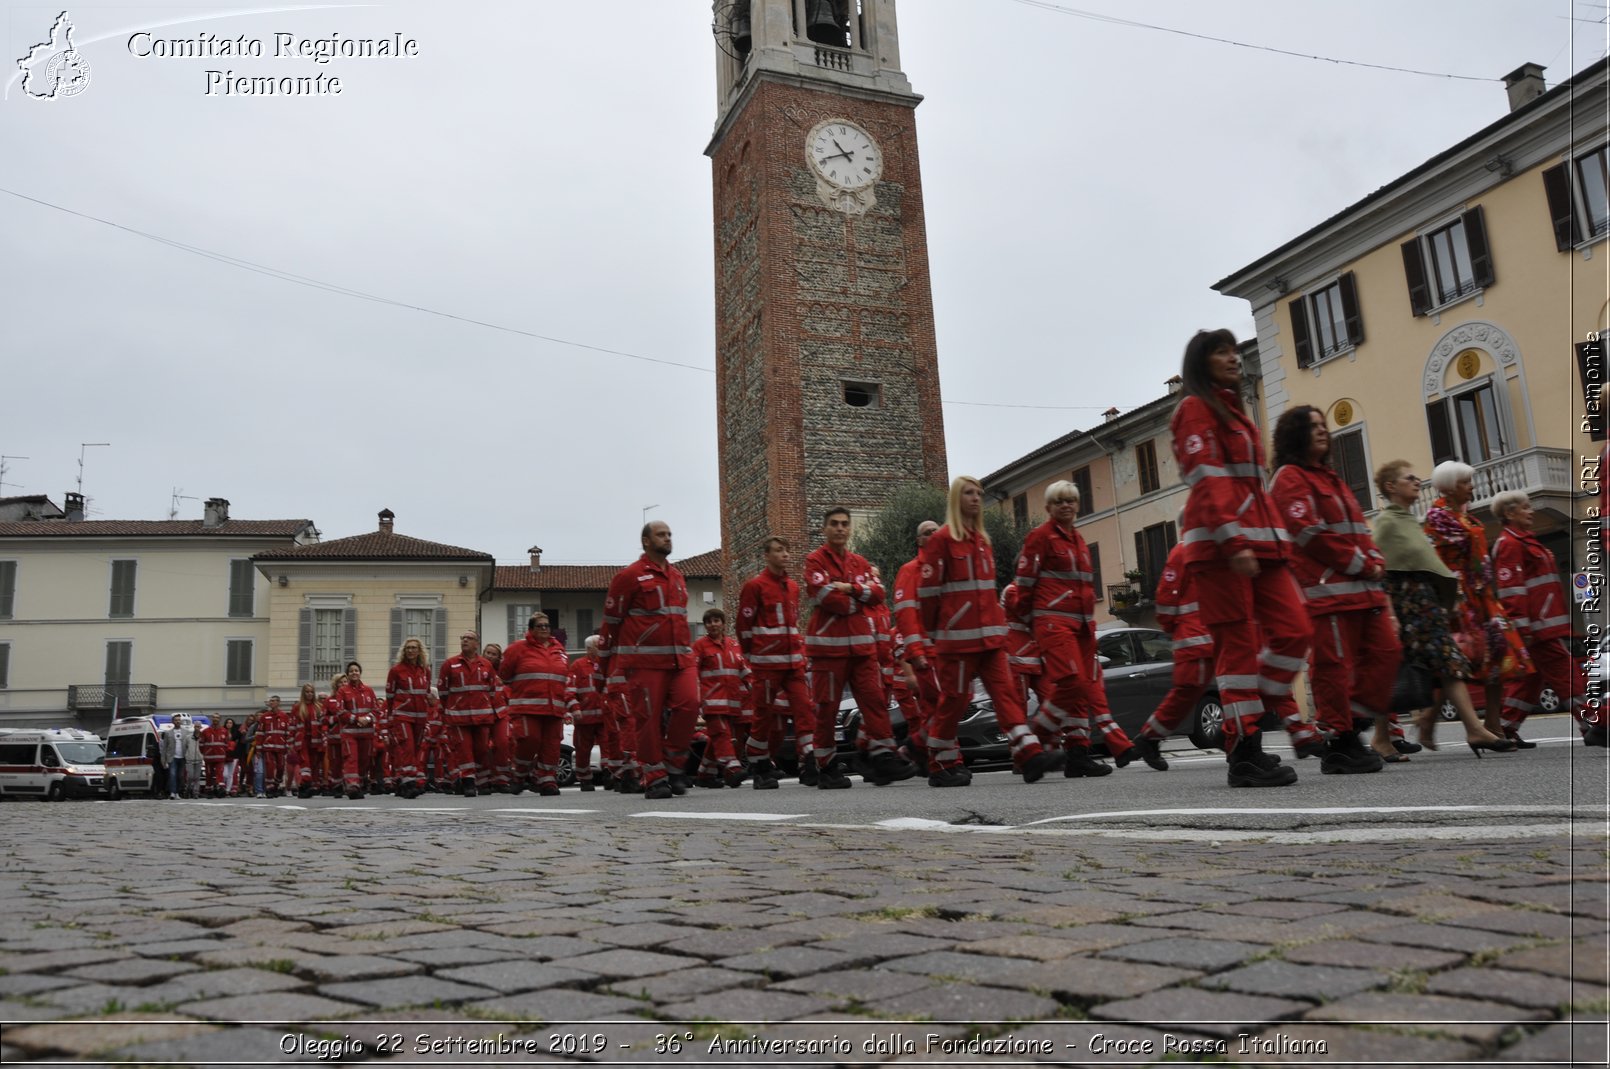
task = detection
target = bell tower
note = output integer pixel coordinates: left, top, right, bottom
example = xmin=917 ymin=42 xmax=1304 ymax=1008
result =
xmin=707 ymin=0 xmax=948 ymax=596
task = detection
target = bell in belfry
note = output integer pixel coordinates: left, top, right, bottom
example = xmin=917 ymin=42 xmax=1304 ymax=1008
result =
xmin=730 ymin=0 xmax=751 ymax=56
xmin=805 ymin=0 xmax=849 ymax=47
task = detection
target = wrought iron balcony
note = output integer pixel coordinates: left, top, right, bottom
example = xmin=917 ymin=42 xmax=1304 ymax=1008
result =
xmin=68 ymin=684 xmax=158 ymax=712
xmin=1417 ymin=447 xmax=1576 ymax=516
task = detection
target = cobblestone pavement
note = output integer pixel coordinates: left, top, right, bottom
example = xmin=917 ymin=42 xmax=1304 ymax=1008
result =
xmin=0 ymin=804 xmax=1605 ymax=1067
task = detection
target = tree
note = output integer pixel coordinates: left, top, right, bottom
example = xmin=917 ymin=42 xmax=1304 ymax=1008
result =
xmin=855 ymin=481 xmax=1030 ymax=591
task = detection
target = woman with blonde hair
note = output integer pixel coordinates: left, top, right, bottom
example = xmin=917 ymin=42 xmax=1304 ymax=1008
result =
xmin=917 ymin=475 xmax=1063 ymax=787
xmin=1371 ymin=460 xmax=1513 ymax=755
xmin=289 ymin=682 xmax=323 ymax=799
xmin=387 ymin=638 xmax=433 ymax=799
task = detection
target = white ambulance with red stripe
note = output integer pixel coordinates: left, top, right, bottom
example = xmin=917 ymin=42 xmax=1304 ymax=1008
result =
xmin=0 ymin=728 xmax=108 ymax=800
xmin=103 ymin=714 xmax=211 ymax=799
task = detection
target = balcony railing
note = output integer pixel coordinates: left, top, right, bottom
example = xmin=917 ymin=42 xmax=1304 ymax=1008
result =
xmin=1417 ymin=447 xmax=1575 ymax=514
xmin=68 ymin=684 xmax=158 ymax=712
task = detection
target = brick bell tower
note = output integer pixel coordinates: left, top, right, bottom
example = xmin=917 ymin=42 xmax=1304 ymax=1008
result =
xmin=707 ymin=0 xmax=948 ymax=598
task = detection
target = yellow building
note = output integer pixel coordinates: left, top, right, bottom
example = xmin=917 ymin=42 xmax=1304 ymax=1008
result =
xmin=253 ymin=509 xmax=493 ymax=695
xmin=1214 ymin=60 xmax=1607 ymax=631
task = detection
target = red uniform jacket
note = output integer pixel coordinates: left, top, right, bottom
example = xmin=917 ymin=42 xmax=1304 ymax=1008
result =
xmin=1014 ymin=519 xmax=1097 ymax=636
xmin=1493 ymin=525 xmax=1572 ymax=641
xmin=337 ymin=682 xmax=380 ymax=736
xmin=290 ymin=702 xmax=323 ymax=751
xmin=892 ymin=557 xmax=931 ymax=662
xmin=692 ymin=635 xmax=750 ymax=715
xmin=738 ymin=569 xmax=805 ymax=672
xmin=1171 ymin=389 xmax=1291 ymax=566
xmin=599 ymin=555 xmax=694 ymax=670
xmin=386 ymin=663 xmax=433 ymax=721
xmin=1154 ymin=542 xmax=1211 ymax=661
xmin=499 ymin=636 xmax=570 ymax=718
xmin=567 ymin=655 xmax=603 ymax=723
xmin=321 ymin=694 xmax=343 ymax=738
xmin=802 ymin=544 xmax=883 ymax=659
xmin=437 ymin=654 xmax=498 ymax=726
xmin=199 ymin=723 xmax=230 ymax=762
xmin=1001 ymin=584 xmax=1043 ymax=676
xmin=917 ymin=524 xmax=1009 ymax=655
xmin=1270 ymin=462 xmax=1388 ymax=614
xmin=258 ymin=708 xmax=289 ymax=751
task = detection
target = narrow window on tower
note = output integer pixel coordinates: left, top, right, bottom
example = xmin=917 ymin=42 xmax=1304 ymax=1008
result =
xmin=842 ymin=380 xmax=882 ymax=409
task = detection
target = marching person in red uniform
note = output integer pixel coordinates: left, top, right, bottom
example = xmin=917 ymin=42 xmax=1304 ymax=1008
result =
xmin=893 ymin=520 xmax=943 ymax=766
xmin=438 ymin=631 xmax=499 ymax=797
xmin=1134 ymin=542 xmax=1210 ymax=770
xmin=199 ymin=717 xmax=230 ymax=797
xmin=1491 ymin=491 xmax=1603 ymax=746
xmin=257 ymin=695 xmax=289 ymax=797
xmin=482 ymin=643 xmax=514 ymax=793
xmin=1172 ymin=329 xmax=1315 ymax=787
xmin=336 ymin=662 xmax=381 ymax=800
xmin=803 ymin=508 xmax=913 ymax=787
xmin=288 ymin=683 xmax=323 ymax=798
xmin=919 ymin=476 xmax=1064 ymax=787
xmin=1271 ymin=406 xmax=1396 ymax=774
xmin=598 ymin=521 xmax=700 ymax=800
xmin=499 ymin=615 xmax=570 ymax=795
xmin=422 ymin=692 xmax=447 ymax=791
xmin=692 ymin=608 xmax=749 ymax=788
xmin=1015 ymin=480 xmax=1138 ymax=776
xmin=386 ymin=638 xmax=433 ymax=799
xmin=568 ymin=635 xmax=607 ymax=790
xmin=604 ymin=658 xmax=639 ymax=793
xmin=321 ymin=675 xmax=346 ymax=796
xmin=738 ymin=535 xmax=814 ymax=790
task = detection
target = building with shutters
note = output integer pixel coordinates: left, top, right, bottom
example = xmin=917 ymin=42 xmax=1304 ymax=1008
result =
xmin=0 ymin=495 xmax=316 ymax=730
xmin=981 ymin=341 xmax=1266 ymax=629
xmin=1214 ymin=59 xmax=1607 ymax=633
xmin=488 ymin=547 xmax=725 ymax=653
xmin=252 ymin=509 xmax=494 ymax=695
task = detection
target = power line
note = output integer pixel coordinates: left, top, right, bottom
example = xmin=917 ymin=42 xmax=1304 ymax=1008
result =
xmin=1004 ymin=0 xmax=1496 ymax=82
xmin=1 ymin=186 xmax=1157 ymax=414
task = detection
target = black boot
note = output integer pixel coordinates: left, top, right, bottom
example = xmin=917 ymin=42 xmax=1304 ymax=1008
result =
xmin=872 ymin=751 xmax=919 ymax=783
xmin=1062 ymin=746 xmax=1112 ymax=778
xmin=1133 ymin=735 xmax=1169 ymax=771
xmin=816 ymin=759 xmax=852 ymax=790
xmin=750 ymin=759 xmax=779 ymax=790
xmin=1228 ymin=732 xmax=1297 ymax=787
xmin=1321 ymin=730 xmax=1385 ymax=775
xmin=927 ymin=766 xmax=970 ymax=788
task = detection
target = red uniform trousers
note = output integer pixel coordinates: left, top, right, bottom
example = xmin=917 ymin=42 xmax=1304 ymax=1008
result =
xmin=929 ymin=649 xmax=1044 ymax=772
xmin=1310 ymin=608 xmax=1401 ymax=735
xmin=1194 ymin=561 xmax=1316 ymax=748
xmin=452 ymin=722 xmax=494 ymax=786
xmin=510 ymin=715 xmax=564 ymax=788
xmin=202 ymin=757 xmax=226 ymax=792
xmin=302 ymin=742 xmax=327 ymax=789
xmin=625 ymin=666 xmax=699 ymax=786
xmin=1503 ymin=637 xmax=1593 ymax=732
xmin=491 ymin=715 xmax=513 ymax=789
xmin=372 ymin=736 xmax=392 ymax=788
xmin=283 ymin=744 xmax=304 ymax=791
xmin=390 ymin=718 xmax=426 ymax=789
xmin=341 ymin=732 xmax=374 ymax=791
xmin=1142 ymin=655 xmax=1213 ymax=739
xmin=1028 ymin=627 xmax=1135 ymax=755
xmin=696 ymin=714 xmax=742 ymax=776
xmin=746 ymin=669 xmax=814 ymax=767
xmin=608 ymin=693 xmax=638 ymax=777
xmin=572 ymin=717 xmax=604 ymax=783
xmin=809 ymin=655 xmax=893 ymax=764
xmin=260 ymin=745 xmax=286 ymax=791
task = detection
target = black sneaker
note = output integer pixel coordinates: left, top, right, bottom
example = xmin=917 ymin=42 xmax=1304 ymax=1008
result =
xmin=1228 ymin=759 xmax=1298 ymax=787
xmin=1020 ymin=749 xmax=1066 ymax=784
xmin=927 ymin=767 xmax=970 ymax=788
xmin=1062 ymin=750 xmax=1112 ymax=778
xmin=873 ymin=752 xmax=919 ymax=783
xmin=644 ymin=780 xmax=673 ymax=800
xmin=1134 ymin=736 xmax=1169 ymax=772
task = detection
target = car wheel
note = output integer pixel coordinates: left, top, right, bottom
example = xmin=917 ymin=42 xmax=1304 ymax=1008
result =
xmin=1440 ymin=699 xmax=1458 ymax=722
xmin=557 ymin=746 xmax=576 ymax=788
xmin=46 ymin=782 xmax=64 ymax=802
xmin=107 ymin=779 xmax=122 ymax=801
xmin=1188 ymin=693 xmax=1225 ymax=749
xmin=1538 ymin=687 xmax=1560 ymax=714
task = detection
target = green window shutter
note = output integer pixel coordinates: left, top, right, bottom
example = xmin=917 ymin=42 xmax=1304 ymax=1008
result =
xmin=433 ymin=607 xmax=448 ymax=668
xmin=0 ymin=643 xmax=9 ymax=688
xmin=341 ymin=607 xmax=357 ymax=669
xmin=110 ymin=560 xmax=136 ymax=617
xmin=297 ymin=607 xmax=313 ymax=684
xmin=0 ymin=561 xmax=15 ymax=618
xmin=1462 ymin=206 xmax=1494 ymax=289
xmin=390 ymin=608 xmax=404 ymax=662
xmin=228 ymin=560 xmax=255 ymax=617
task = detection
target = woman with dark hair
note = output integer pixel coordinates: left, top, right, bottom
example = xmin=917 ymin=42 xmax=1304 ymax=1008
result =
xmin=1171 ymin=330 xmax=1318 ymax=787
xmin=1270 ymin=406 xmax=1397 ymax=772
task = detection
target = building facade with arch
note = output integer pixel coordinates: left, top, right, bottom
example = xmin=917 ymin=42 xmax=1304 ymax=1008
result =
xmin=1215 ymin=58 xmax=1608 ymax=634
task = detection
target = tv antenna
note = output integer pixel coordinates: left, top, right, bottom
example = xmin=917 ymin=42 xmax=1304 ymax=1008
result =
xmin=77 ymin=442 xmax=110 ymax=496
xmin=168 ymin=487 xmax=200 ymax=520
xmin=0 ymin=455 xmax=28 ymax=495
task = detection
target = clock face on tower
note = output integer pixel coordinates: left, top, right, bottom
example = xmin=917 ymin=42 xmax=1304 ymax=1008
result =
xmin=806 ymin=119 xmax=882 ymax=192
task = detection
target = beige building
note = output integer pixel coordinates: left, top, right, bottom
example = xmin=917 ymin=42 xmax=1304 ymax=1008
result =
xmin=489 ymin=548 xmax=726 ymax=653
xmin=983 ymin=343 xmax=1265 ymax=628
xmin=0 ymin=495 xmax=315 ymax=729
xmin=253 ymin=510 xmax=494 ymax=694
xmin=1215 ymin=60 xmax=1607 ymax=631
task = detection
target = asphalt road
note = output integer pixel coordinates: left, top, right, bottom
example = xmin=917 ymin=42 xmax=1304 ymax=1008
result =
xmin=107 ymin=716 xmax=1609 ymax=842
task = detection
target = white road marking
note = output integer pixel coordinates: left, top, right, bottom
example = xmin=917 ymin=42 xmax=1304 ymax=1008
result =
xmin=486 ymin=808 xmax=599 ymax=814
xmin=1021 ymin=803 xmax=1582 ymax=826
xmin=633 ymin=811 xmax=808 ymax=821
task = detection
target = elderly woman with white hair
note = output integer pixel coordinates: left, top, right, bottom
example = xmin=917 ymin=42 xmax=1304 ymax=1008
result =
xmin=1490 ymin=491 xmax=1606 ymax=747
xmin=1422 ymin=460 xmax=1533 ymax=751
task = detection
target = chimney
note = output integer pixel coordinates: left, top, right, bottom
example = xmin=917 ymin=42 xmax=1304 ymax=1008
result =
xmin=378 ymin=508 xmax=395 ymax=533
xmin=527 ymin=545 xmax=543 ymax=571
xmin=1165 ymin=375 xmax=1183 ymax=394
xmin=64 ymin=491 xmax=85 ymax=522
xmin=1102 ymin=406 xmax=1121 ymax=422
xmin=202 ymin=497 xmax=229 ymax=527
xmin=1502 ymin=62 xmax=1546 ymax=112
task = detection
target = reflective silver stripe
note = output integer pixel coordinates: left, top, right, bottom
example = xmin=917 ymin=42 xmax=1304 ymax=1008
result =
xmin=749 ymin=625 xmax=799 ymax=636
xmin=806 ymin=634 xmax=874 ymax=647
xmin=1302 ymin=580 xmax=1378 ymax=599
xmin=1497 ymin=585 xmax=1527 ymax=599
xmin=1260 ymin=650 xmax=1307 ymax=672
xmin=940 ymin=579 xmax=995 ymax=593
xmin=1014 ymin=576 xmax=1036 ymax=588
xmin=1172 ymin=634 xmax=1213 ymax=651
xmin=602 ymin=615 xmax=622 ymax=626
xmin=1537 ymin=613 xmax=1572 ymax=629
xmin=1219 ymin=674 xmax=1260 ymax=689
xmin=1040 ymin=569 xmax=1092 ymax=582
xmin=704 ymin=699 xmax=741 ymax=709
xmin=446 ymin=686 xmax=489 ymax=694
xmin=916 ymin=585 xmax=941 ymax=598
xmin=614 ymin=645 xmax=695 ymax=656
xmin=1036 ymin=610 xmax=1093 ymax=623
xmin=932 ymin=625 xmax=1009 ymax=641
xmin=1345 ymin=549 xmax=1367 ymax=576
xmin=748 ymin=654 xmax=800 ymax=665
xmin=629 ymin=606 xmax=686 ymax=617
xmin=1007 ymin=654 xmax=1042 ymax=667
xmin=1257 ymin=677 xmax=1294 ymax=697
xmin=1183 ymin=523 xmax=1288 ymax=545
xmin=1524 ymin=575 xmax=1558 ymax=589
xmin=1223 ymin=699 xmax=1264 ymax=716
xmin=1155 ymin=601 xmax=1199 ymax=616
xmin=1182 ymin=462 xmax=1263 ymax=485
xmin=945 ymin=604 xmax=971 ymax=629
xmin=700 ymin=668 xmax=742 ymax=678
xmin=892 ymin=598 xmax=919 ymax=613
xmin=508 ymin=673 xmax=568 ymax=684
xmin=1295 ymin=525 xmax=1323 ymax=547
xmin=508 ymin=697 xmax=560 ymax=707
xmin=393 ymin=687 xmax=430 ymax=695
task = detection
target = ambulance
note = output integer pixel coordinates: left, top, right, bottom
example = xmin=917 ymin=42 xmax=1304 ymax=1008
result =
xmin=103 ymin=714 xmax=211 ymax=799
xmin=0 ymin=727 xmax=108 ymax=800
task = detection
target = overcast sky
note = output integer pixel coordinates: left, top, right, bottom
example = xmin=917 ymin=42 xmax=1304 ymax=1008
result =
xmin=1 ymin=1 xmax=1598 ymax=563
